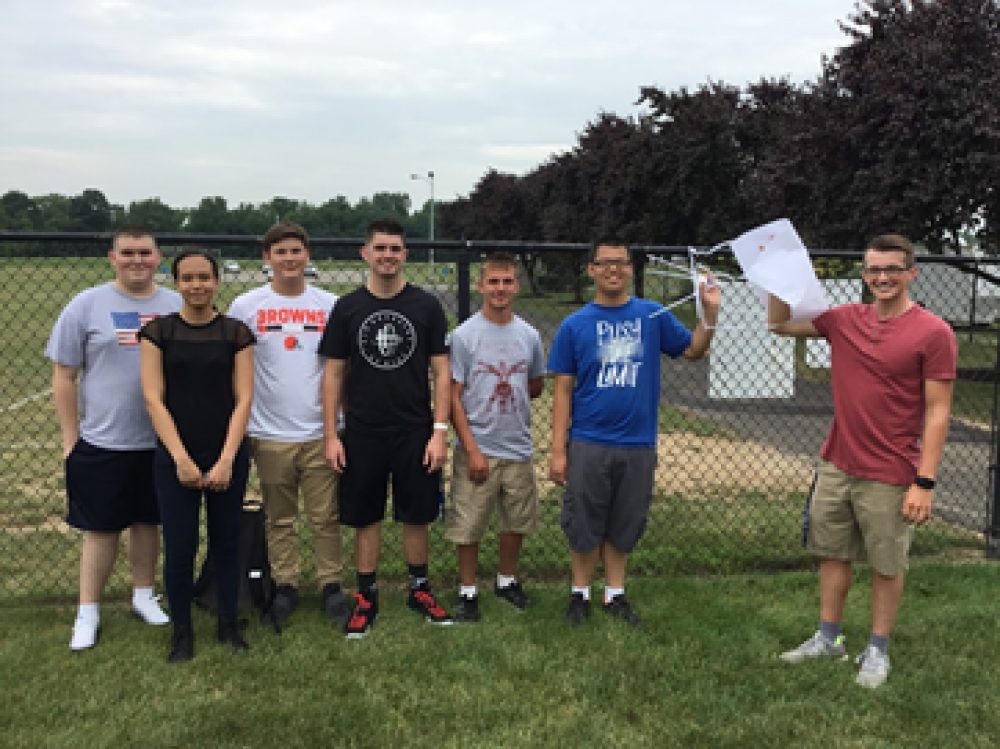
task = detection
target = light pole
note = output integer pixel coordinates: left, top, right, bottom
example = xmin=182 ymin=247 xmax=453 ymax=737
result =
xmin=411 ymin=170 xmax=435 ymax=270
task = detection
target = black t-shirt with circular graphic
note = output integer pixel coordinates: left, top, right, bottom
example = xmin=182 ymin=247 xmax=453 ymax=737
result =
xmin=318 ymin=283 xmax=448 ymax=432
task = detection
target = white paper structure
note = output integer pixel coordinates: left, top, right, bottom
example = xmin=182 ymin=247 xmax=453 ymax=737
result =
xmin=709 ymin=281 xmax=794 ymax=399
xmin=730 ymin=218 xmax=830 ymax=322
xmin=805 ymin=279 xmax=862 ymax=368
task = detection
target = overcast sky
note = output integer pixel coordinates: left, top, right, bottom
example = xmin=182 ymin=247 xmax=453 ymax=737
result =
xmin=0 ymin=0 xmax=857 ymax=210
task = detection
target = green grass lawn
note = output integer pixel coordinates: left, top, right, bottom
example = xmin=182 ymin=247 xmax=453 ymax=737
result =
xmin=2 ymin=562 xmax=997 ymax=747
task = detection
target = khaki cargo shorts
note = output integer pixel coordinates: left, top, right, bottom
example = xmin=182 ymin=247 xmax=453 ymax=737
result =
xmin=445 ymin=445 xmax=539 ymax=544
xmin=808 ymin=460 xmax=912 ymax=576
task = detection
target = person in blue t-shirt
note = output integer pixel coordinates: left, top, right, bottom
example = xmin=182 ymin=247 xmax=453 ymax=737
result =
xmin=548 ymin=241 xmax=720 ymax=627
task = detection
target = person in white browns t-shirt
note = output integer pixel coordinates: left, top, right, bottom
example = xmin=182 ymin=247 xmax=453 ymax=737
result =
xmin=228 ymin=222 xmax=347 ymax=628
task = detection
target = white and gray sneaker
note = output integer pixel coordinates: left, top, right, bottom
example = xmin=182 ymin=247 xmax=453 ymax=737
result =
xmin=779 ymin=631 xmax=848 ymax=663
xmin=854 ymin=645 xmax=891 ymax=689
xmin=70 ymin=616 xmax=100 ymax=651
xmin=132 ymin=594 xmax=170 ymax=626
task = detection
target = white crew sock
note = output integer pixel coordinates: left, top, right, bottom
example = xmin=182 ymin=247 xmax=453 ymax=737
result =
xmin=604 ymin=586 xmax=625 ymax=604
xmin=460 ymin=585 xmax=477 ymax=598
xmin=496 ymin=573 xmax=516 ymax=589
xmin=132 ymin=586 xmax=154 ymax=605
xmin=77 ymin=602 xmax=99 ymax=623
xmin=571 ymin=586 xmax=590 ymax=601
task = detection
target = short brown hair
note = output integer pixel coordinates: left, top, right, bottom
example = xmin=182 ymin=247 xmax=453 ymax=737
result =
xmin=866 ymin=234 xmax=914 ymax=267
xmin=479 ymin=251 xmax=519 ymax=278
xmin=263 ymin=222 xmax=309 ymax=252
xmin=365 ymin=218 xmax=406 ymax=243
xmin=112 ymin=226 xmax=155 ymax=247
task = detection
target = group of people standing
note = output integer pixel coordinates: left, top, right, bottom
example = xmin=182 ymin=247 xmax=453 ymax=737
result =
xmin=47 ymin=221 xmax=955 ymax=689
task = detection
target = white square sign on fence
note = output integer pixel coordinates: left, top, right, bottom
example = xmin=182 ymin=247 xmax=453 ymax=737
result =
xmin=708 ymin=281 xmax=794 ymax=399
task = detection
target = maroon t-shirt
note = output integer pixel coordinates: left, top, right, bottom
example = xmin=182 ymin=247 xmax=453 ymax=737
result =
xmin=812 ymin=304 xmax=957 ymax=486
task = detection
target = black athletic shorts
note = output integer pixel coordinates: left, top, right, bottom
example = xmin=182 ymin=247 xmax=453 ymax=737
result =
xmin=65 ymin=439 xmax=159 ymax=531
xmin=338 ymin=426 xmax=441 ymax=528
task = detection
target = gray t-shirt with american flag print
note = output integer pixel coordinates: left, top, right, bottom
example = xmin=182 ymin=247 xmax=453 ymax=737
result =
xmin=46 ymin=282 xmax=181 ymax=449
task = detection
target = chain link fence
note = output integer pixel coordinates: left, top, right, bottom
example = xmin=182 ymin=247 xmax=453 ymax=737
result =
xmin=1 ymin=234 xmax=996 ymax=602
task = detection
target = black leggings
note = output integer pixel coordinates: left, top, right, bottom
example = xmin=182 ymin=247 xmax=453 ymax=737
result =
xmin=153 ymin=444 xmax=249 ymax=633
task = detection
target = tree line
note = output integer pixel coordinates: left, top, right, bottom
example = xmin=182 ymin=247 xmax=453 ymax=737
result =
xmin=441 ymin=0 xmax=1000 ymax=255
xmin=0 ymin=190 xmax=433 ymax=241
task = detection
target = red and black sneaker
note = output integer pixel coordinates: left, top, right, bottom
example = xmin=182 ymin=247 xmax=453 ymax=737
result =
xmin=344 ymin=592 xmax=378 ymax=640
xmin=406 ymin=586 xmax=453 ymax=626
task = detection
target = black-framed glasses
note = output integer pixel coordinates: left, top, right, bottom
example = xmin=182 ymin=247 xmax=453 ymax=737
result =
xmin=861 ymin=265 xmax=912 ymax=277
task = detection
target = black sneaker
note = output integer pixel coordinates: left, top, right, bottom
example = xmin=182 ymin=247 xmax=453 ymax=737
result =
xmin=167 ymin=629 xmax=194 ymax=663
xmin=345 ymin=592 xmax=378 ymax=640
xmin=495 ymin=580 xmax=531 ymax=609
xmin=454 ymin=594 xmax=481 ymax=622
xmin=602 ymin=594 xmax=641 ymax=627
xmin=565 ymin=592 xmax=590 ymax=625
xmin=407 ymin=585 xmax=454 ymax=626
xmin=321 ymin=583 xmax=350 ymax=627
xmin=268 ymin=584 xmax=299 ymax=628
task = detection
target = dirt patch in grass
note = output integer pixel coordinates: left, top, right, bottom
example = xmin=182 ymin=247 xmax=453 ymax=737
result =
xmin=656 ymin=433 xmax=813 ymax=494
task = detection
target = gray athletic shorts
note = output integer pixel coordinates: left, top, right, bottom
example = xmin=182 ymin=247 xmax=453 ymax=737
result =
xmin=560 ymin=439 xmax=656 ymax=553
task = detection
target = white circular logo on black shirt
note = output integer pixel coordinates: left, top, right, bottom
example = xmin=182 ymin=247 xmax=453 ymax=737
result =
xmin=358 ymin=310 xmax=416 ymax=370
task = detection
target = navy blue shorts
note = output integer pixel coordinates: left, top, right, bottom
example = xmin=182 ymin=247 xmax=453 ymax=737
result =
xmin=65 ymin=439 xmax=159 ymax=531
xmin=338 ymin=426 xmax=441 ymax=528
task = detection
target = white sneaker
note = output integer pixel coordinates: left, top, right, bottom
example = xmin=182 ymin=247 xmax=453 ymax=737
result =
xmin=132 ymin=594 xmax=170 ymax=626
xmin=70 ymin=617 xmax=100 ymax=651
xmin=779 ymin=631 xmax=847 ymax=663
xmin=855 ymin=645 xmax=891 ymax=689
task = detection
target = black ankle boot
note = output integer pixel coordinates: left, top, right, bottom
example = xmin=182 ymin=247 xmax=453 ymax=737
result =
xmin=217 ymin=620 xmax=249 ymax=652
xmin=168 ymin=629 xmax=194 ymax=663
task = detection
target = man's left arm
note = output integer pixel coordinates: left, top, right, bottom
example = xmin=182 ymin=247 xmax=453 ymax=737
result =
xmin=901 ymin=379 xmax=954 ymax=524
xmin=424 ymin=352 xmax=451 ymax=473
xmin=683 ymin=276 xmax=720 ymax=360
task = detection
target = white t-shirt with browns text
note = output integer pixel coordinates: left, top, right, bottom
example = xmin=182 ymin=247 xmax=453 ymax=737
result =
xmin=228 ymin=284 xmax=338 ymax=441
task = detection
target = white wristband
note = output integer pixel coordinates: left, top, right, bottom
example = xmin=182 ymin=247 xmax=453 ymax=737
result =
xmin=433 ymin=422 xmax=449 ymax=431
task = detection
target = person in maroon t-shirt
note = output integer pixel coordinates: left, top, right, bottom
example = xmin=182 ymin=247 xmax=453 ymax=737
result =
xmin=769 ymin=234 xmax=957 ymax=689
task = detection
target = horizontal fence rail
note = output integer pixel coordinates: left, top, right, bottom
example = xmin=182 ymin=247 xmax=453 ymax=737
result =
xmin=0 ymin=233 xmax=996 ymax=602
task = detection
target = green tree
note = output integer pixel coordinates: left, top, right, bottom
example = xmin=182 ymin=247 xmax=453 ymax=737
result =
xmin=68 ymin=188 xmax=116 ymax=232
xmin=124 ymin=198 xmax=184 ymax=232
xmin=187 ymin=196 xmax=232 ymax=234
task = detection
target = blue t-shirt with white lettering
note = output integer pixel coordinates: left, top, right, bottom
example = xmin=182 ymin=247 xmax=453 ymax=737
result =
xmin=547 ymin=297 xmax=691 ymax=447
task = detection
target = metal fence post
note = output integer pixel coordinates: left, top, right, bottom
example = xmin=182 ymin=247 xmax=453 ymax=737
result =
xmin=457 ymin=248 xmax=471 ymax=323
xmin=989 ymin=324 xmax=1000 ymax=559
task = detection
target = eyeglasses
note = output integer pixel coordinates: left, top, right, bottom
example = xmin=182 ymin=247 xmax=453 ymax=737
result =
xmin=590 ymin=259 xmax=630 ymax=269
xmin=371 ymin=243 xmax=405 ymax=253
xmin=862 ymin=265 xmax=912 ymax=277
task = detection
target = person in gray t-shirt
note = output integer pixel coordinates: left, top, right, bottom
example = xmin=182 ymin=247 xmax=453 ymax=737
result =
xmin=446 ymin=253 xmax=545 ymax=622
xmin=45 ymin=227 xmax=181 ymax=651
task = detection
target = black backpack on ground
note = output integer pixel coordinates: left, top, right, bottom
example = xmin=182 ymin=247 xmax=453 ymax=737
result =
xmin=193 ymin=498 xmax=275 ymax=619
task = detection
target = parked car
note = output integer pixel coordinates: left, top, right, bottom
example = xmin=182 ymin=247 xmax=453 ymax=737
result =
xmin=262 ymin=263 xmax=273 ymax=279
xmin=223 ymin=260 xmax=240 ymax=273
xmin=305 ymin=263 xmax=319 ymax=278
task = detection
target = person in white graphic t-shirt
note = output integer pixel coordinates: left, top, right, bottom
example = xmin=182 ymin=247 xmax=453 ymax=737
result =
xmin=228 ymin=223 xmax=348 ymax=628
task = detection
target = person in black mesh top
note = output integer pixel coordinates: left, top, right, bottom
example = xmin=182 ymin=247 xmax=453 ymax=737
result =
xmin=140 ymin=249 xmax=255 ymax=663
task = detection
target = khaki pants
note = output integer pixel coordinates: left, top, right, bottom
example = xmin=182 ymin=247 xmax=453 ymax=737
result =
xmin=251 ymin=437 xmax=342 ymax=589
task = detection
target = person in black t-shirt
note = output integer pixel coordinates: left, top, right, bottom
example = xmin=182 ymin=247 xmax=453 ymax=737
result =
xmin=318 ymin=218 xmax=453 ymax=638
xmin=140 ymin=250 xmax=255 ymax=663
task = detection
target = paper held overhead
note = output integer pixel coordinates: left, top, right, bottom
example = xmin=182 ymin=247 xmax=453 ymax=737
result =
xmin=729 ymin=218 xmax=829 ymax=322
